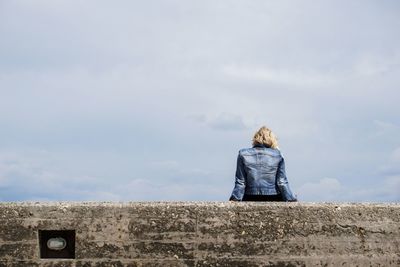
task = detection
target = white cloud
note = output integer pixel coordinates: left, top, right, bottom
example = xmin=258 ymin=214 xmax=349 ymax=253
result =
xmin=112 ymin=176 xmax=228 ymax=201
xmin=297 ymin=176 xmax=400 ymax=202
xmin=353 ymin=53 xmax=400 ymax=76
xmin=0 ymin=1 xmax=400 ymax=202
xmin=0 ymin=150 xmax=225 ymax=201
xmin=297 ymin=178 xmax=342 ymax=202
xmin=392 ymin=147 xmax=400 ymax=162
xmin=0 ymin=151 xmax=111 ymax=201
xmin=222 ymin=64 xmax=335 ymax=88
xmin=377 ymin=146 xmax=400 ymax=177
xmin=350 ymin=176 xmax=400 ymax=202
xmin=207 ymin=113 xmax=248 ymax=131
xmin=372 ymin=120 xmax=400 ymax=136
xmin=150 ymin=160 xmax=180 ymax=171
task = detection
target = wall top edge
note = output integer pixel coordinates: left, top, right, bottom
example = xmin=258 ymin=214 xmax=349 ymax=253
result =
xmin=0 ymin=201 xmax=399 ymax=208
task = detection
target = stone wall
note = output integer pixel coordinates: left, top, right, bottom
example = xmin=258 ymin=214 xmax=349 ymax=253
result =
xmin=0 ymin=202 xmax=399 ymax=266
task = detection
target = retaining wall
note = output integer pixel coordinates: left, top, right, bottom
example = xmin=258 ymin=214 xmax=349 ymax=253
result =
xmin=0 ymin=202 xmax=399 ymax=266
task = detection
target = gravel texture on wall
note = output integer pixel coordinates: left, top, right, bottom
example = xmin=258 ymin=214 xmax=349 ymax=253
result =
xmin=0 ymin=202 xmax=399 ymax=266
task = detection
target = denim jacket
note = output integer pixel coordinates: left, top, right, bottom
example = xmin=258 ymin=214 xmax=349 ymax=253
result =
xmin=230 ymin=144 xmax=297 ymax=201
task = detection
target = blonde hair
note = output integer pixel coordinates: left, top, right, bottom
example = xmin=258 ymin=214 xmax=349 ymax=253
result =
xmin=252 ymin=126 xmax=279 ymax=149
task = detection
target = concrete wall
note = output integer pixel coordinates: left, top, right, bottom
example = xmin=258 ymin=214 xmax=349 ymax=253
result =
xmin=0 ymin=202 xmax=399 ymax=266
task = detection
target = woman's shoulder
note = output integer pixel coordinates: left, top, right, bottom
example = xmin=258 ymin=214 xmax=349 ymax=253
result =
xmin=238 ymin=147 xmax=282 ymax=156
xmin=238 ymin=147 xmax=255 ymax=156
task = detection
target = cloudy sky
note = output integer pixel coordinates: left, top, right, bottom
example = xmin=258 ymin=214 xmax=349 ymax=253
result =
xmin=0 ymin=0 xmax=399 ymax=202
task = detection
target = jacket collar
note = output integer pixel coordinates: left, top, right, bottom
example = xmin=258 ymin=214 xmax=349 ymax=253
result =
xmin=253 ymin=143 xmax=270 ymax=149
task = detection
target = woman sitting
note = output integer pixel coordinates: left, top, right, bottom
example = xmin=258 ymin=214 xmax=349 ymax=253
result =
xmin=229 ymin=126 xmax=297 ymax=202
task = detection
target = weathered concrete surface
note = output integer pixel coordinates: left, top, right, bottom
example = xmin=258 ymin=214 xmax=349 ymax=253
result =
xmin=0 ymin=202 xmax=399 ymax=266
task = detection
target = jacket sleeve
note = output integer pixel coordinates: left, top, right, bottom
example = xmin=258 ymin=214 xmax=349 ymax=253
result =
xmin=229 ymin=153 xmax=246 ymax=201
xmin=276 ymin=157 xmax=297 ymax=201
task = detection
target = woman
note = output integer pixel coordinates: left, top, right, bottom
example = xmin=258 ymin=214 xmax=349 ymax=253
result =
xmin=229 ymin=126 xmax=297 ymax=202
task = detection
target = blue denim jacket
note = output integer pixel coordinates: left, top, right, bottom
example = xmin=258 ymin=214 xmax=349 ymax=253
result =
xmin=230 ymin=144 xmax=297 ymax=201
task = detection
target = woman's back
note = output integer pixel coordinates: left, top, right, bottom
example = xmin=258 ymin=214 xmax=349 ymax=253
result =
xmin=239 ymin=145 xmax=282 ymax=195
xmin=229 ymin=126 xmax=297 ymax=202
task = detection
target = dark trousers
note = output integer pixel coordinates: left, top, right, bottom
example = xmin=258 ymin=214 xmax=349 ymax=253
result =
xmin=242 ymin=194 xmax=284 ymax=202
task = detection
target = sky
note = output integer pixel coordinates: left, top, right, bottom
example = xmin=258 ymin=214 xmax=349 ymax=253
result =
xmin=0 ymin=0 xmax=399 ymax=202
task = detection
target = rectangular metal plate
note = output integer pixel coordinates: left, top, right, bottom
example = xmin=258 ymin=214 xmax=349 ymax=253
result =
xmin=38 ymin=230 xmax=75 ymax=259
